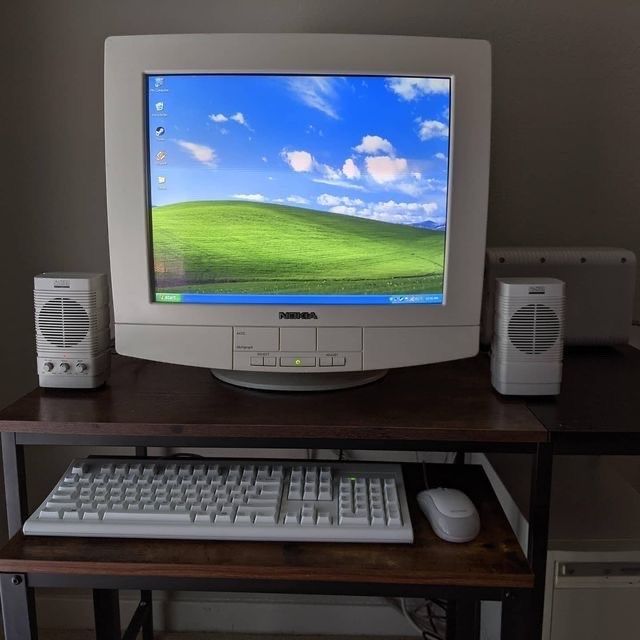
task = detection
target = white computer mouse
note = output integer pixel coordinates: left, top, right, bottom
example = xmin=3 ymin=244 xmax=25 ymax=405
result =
xmin=417 ymin=488 xmax=480 ymax=543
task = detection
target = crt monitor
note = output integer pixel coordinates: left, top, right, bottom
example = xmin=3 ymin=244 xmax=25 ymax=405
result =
xmin=104 ymin=33 xmax=491 ymax=390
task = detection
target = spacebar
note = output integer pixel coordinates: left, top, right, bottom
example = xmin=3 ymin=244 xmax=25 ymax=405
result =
xmin=102 ymin=512 xmax=192 ymax=522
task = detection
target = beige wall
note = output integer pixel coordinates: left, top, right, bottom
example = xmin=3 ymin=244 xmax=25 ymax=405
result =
xmin=1 ymin=0 xmax=640 ymax=514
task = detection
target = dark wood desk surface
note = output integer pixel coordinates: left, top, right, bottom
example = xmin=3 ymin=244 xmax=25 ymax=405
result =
xmin=0 ymin=354 xmax=545 ymax=447
xmin=0 ymin=464 xmax=533 ymax=592
xmin=527 ymin=345 xmax=640 ymax=452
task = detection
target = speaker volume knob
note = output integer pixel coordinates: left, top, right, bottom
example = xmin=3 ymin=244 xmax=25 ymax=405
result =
xmin=43 ymin=362 xmax=54 ymax=372
xmin=59 ymin=362 xmax=70 ymax=372
xmin=75 ymin=363 xmax=88 ymax=372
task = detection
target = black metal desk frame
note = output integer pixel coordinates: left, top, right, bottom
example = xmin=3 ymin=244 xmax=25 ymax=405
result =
xmin=0 ymin=427 xmax=552 ymax=640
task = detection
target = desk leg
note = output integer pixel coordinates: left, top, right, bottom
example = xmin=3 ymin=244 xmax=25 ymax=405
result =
xmin=1 ymin=433 xmax=38 ymax=640
xmin=0 ymin=574 xmax=37 ymax=640
xmin=501 ymin=589 xmax=528 ymax=640
xmin=1 ymin=432 xmax=29 ymax=537
xmin=93 ymin=589 xmax=121 ymax=640
xmin=527 ymin=443 xmax=553 ymax=640
xmin=141 ymin=590 xmax=154 ymax=640
xmin=446 ymin=598 xmax=480 ymax=640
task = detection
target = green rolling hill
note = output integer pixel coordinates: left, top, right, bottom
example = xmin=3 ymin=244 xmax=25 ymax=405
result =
xmin=151 ymin=200 xmax=445 ymax=295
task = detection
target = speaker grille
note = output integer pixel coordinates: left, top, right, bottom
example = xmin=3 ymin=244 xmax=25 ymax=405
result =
xmin=37 ymin=297 xmax=90 ymax=348
xmin=508 ymin=303 xmax=561 ymax=355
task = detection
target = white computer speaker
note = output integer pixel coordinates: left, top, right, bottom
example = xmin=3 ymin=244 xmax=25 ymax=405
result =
xmin=491 ymin=278 xmax=565 ymax=396
xmin=34 ymin=273 xmax=110 ymax=388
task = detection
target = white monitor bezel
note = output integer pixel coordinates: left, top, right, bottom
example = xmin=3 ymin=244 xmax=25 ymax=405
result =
xmin=105 ymin=33 xmax=490 ymax=329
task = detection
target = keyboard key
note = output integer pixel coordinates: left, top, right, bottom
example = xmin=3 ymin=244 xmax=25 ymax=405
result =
xmin=339 ymin=514 xmax=369 ymax=526
xmin=254 ymin=512 xmax=276 ymax=525
xmin=214 ymin=512 xmax=233 ymax=524
xmin=38 ymin=509 xmax=62 ymax=519
xmin=104 ymin=511 xmax=191 ymax=522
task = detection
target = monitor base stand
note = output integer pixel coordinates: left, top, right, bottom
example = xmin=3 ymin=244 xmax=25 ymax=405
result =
xmin=211 ymin=369 xmax=387 ymax=392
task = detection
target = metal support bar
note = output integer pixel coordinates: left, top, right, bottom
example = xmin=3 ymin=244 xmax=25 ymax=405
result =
xmin=445 ymin=598 xmax=480 ymax=640
xmin=14 ymin=431 xmax=540 ymax=454
xmin=455 ymin=598 xmax=480 ymax=639
xmin=500 ymin=589 xmax=529 ymax=640
xmin=141 ymin=590 xmax=154 ymax=640
xmin=445 ymin=599 xmax=457 ymax=640
xmin=0 ymin=574 xmax=38 ymax=640
xmin=1 ymin=432 xmax=29 ymax=537
xmin=93 ymin=589 xmax=121 ymax=640
xmin=525 ymin=443 xmax=554 ymax=640
xmin=122 ymin=591 xmax=153 ymax=640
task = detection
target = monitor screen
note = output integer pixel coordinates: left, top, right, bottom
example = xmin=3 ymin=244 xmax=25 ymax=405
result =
xmin=146 ymin=74 xmax=451 ymax=306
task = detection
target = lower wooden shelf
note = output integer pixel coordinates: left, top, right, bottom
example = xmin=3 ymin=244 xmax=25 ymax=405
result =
xmin=0 ymin=464 xmax=533 ymax=593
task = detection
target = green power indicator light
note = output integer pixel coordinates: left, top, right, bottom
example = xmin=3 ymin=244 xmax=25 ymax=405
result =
xmin=295 ymin=358 xmax=302 ymax=365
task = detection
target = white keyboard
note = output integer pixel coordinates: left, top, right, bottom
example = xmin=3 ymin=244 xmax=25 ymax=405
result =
xmin=24 ymin=458 xmax=413 ymax=543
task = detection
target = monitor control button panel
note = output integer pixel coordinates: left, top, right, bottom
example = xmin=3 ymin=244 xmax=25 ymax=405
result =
xmin=233 ymin=327 xmax=362 ymax=371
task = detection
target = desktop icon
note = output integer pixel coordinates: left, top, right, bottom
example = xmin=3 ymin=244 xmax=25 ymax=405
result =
xmin=157 ymin=176 xmax=166 ymax=185
xmin=154 ymin=77 xmax=164 ymax=89
xmin=155 ymin=126 xmax=165 ymax=137
xmin=155 ymin=151 xmax=167 ymax=162
xmin=155 ymin=101 xmax=164 ymax=112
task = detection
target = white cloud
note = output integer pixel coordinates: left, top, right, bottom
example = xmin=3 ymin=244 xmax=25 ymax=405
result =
xmin=281 ymin=149 xmax=314 ymax=172
xmin=395 ymin=182 xmax=424 ymax=197
xmin=329 ymin=205 xmax=357 ymax=215
xmin=318 ymin=163 xmax=342 ymax=180
xmin=353 ymin=200 xmax=441 ymax=225
xmin=387 ymin=77 xmax=449 ymax=101
xmin=176 ymin=140 xmax=216 ymax=166
xmin=210 ymin=112 xmax=251 ymax=129
xmin=417 ymin=119 xmax=449 ymax=141
xmin=312 ymin=178 xmax=366 ymax=191
xmin=261 ymin=156 xmax=268 ymax=163
xmin=353 ymin=135 xmax=395 ymax=155
xmin=342 ymin=158 xmax=361 ymax=180
xmin=230 ymin=112 xmax=250 ymax=128
xmin=374 ymin=200 xmax=438 ymax=215
xmin=273 ymin=198 xmax=285 ymax=203
xmin=317 ymin=194 xmax=365 ymax=208
xmin=425 ymin=178 xmax=448 ymax=192
xmin=286 ymin=195 xmax=310 ymax=205
xmin=365 ymin=155 xmax=408 ymax=184
xmin=434 ymin=152 xmax=447 ymax=161
xmin=288 ymin=76 xmax=340 ymax=119
xmin=233 ymin=193 xmax=266 ymax=202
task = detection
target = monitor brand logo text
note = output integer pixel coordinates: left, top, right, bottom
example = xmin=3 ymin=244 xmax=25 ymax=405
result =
xmin=278 ymin=312 xmax=318 ymax=320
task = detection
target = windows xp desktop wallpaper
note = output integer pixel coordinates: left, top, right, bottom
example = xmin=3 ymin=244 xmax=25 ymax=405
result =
xmin=147 ymin=74 xmax=451 ymax=305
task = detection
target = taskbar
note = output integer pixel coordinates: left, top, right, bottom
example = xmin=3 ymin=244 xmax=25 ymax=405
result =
xmin=155 ymin=292 xmax=443 ymax=305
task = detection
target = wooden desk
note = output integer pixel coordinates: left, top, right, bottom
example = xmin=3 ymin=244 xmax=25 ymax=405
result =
xmin=528 ymin=345 xmax=640 ymax=453
xmin=0 ymin=355 xmax=551 ymax=640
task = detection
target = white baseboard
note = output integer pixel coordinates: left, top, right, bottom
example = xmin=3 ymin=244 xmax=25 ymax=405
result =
xmin=36 ymin=591 xmax=419 ymax=636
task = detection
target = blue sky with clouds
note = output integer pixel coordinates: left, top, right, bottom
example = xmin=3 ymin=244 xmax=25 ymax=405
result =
xmin=147 ymin=74 xmax=451 ymax=226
